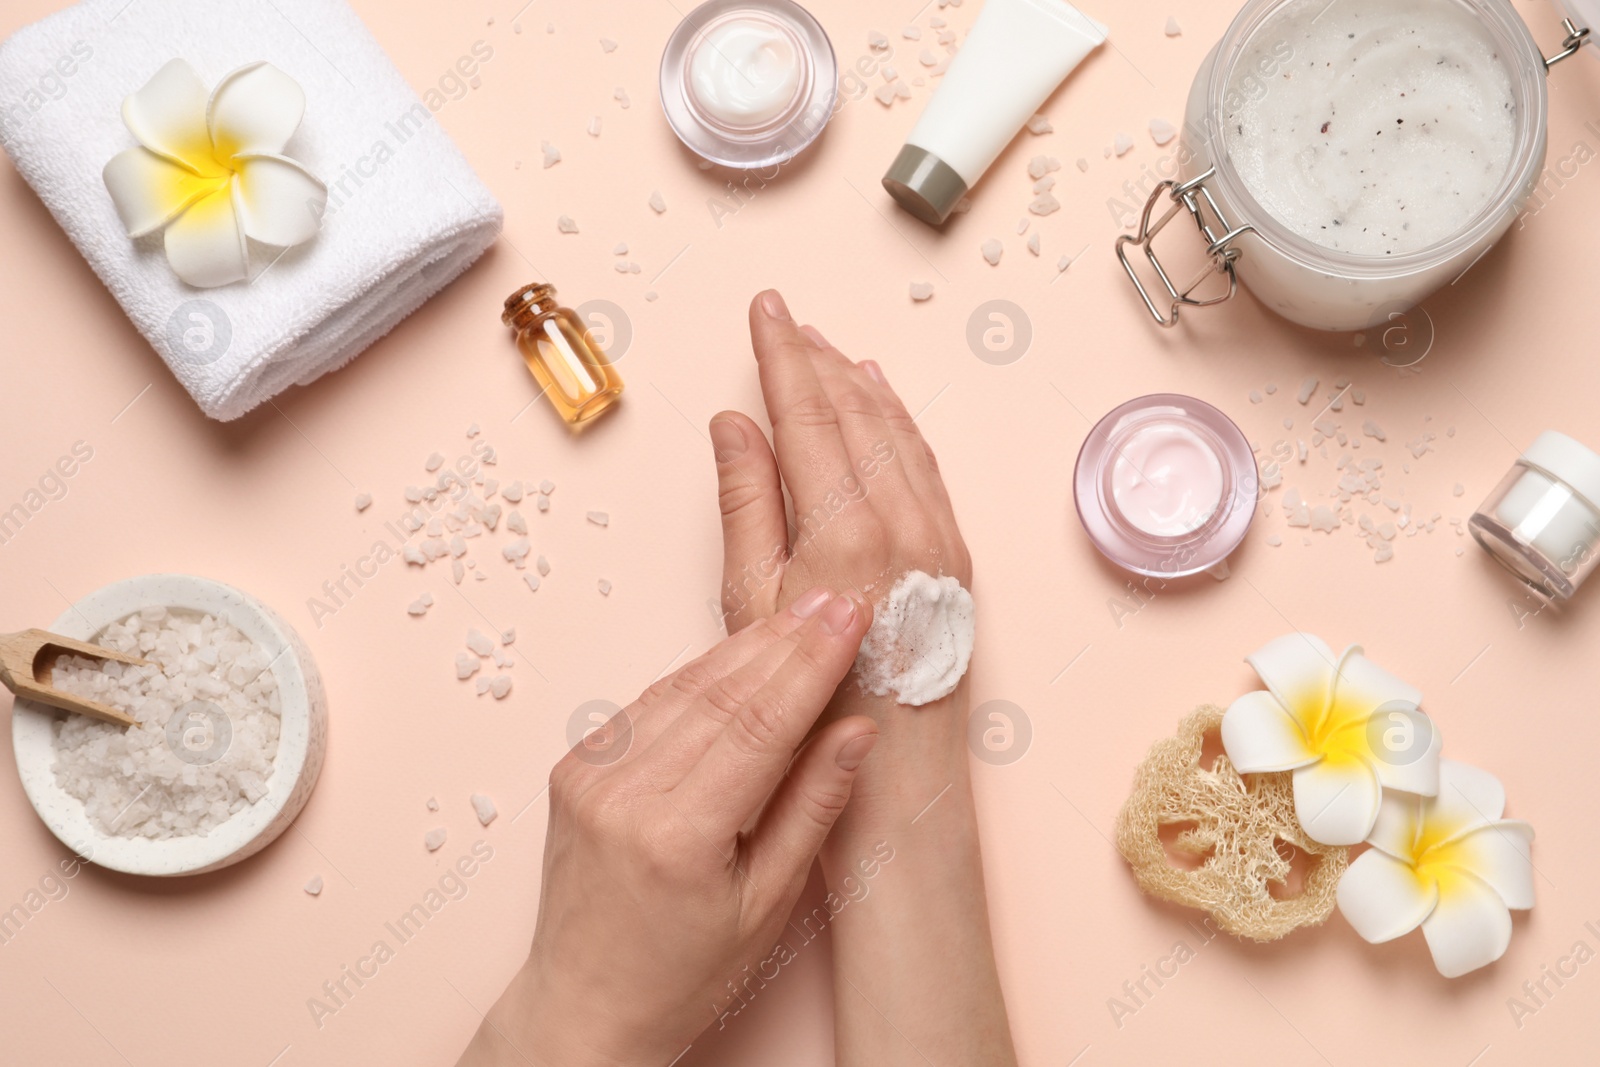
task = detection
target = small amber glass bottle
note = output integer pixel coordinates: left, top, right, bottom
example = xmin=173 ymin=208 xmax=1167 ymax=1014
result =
xmin=501 ymin=283 xmax=625 ymax=425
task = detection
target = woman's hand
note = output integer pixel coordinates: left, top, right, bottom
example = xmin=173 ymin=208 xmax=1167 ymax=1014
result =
xmin=710 ymin=290 xmax=972 ymax=633
xmin=708 ymin=291 xmax=1017 ymax=1066
xmin=457 ymin=588 xmax=877 ymax=1067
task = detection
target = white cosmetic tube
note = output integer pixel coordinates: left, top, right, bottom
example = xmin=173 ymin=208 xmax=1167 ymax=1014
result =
xmin=883 ymin=0 xmax=1108 ymax=225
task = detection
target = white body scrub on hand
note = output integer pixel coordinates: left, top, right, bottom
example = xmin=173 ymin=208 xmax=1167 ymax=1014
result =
xmin=854 ymin=571 xmax=975 ymax=707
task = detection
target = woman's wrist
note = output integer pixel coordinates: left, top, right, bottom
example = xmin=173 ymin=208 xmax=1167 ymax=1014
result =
xmin=461 ymin=956 xmax=653 ymax=1067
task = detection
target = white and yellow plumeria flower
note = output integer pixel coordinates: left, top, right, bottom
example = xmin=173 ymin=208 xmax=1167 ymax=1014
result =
xmin=1221 ymin=634 xmax=1442 ymax=847
xmin=1338 ymin=760 xmax=1535 ymax=978
xmin=103 ymin=59 xmax=326 ymax=288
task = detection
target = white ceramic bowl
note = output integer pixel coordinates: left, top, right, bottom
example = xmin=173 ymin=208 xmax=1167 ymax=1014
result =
xmin=11 ymin=575 xmax=327 ymax=877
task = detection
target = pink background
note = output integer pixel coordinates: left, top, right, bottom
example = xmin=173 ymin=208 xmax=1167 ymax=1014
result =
xmin=4 ymin=0 xmax=1600 ymax=1063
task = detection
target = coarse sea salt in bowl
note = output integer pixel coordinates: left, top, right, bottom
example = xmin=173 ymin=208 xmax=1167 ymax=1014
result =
xmin=10 ymin=575 xmax=327 ymax=877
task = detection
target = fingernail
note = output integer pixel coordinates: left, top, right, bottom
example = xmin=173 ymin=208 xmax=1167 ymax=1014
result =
xmin=709 ymin=417 xmax=747 ymax=461
xmin=800 ymin=325 xmax=829 ymax=349
xmin=835 ymin=732 xmax=878 ymax=772
xmin=861 ymin=360 xmax=886 ymax=385
xmin=761 ymin=290 xmax=790 ymax=321
xmin=791 ymin=587 xmax=831 ymax=618
xmin=819 ymin=593 xmax=858 ymax=635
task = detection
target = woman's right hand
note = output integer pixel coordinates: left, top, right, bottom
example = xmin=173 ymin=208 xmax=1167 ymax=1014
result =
xmin=457 ymin=588 xmax=877 ymax=1067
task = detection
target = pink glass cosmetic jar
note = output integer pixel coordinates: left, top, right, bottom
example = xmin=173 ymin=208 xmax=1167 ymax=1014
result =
xmin=1074 ymin=394 xmax=1258 ymax=578
xmin=1470 ymin=431 xmax=1600 ymax=601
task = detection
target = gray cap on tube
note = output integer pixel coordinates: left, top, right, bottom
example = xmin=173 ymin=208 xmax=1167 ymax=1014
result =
xmin=882 ymin=144 xmax=969 ymax=227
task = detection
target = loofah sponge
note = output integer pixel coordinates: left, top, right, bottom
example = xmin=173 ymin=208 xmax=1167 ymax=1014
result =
xmin=1115 ymin=705 xmax=1349 ymax=941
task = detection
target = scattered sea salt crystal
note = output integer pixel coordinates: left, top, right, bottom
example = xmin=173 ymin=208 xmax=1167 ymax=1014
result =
xmin=425 ymin=453 xmax=444 ymax=472
xmin=1165 ymin=16 xmax=1183 ymax=36
xmin=490 ymin=676 xmax=513 ymax=700
xmin=869 ymin=30 xmax=889 ymax=50
xmin=903 ymin=25 xmax=922 ymax=39
xmin=426 ymin=797 xmax=439 ymax=811
xmin=644 ymin=291 xmax=659 ymax=302
xmin=1297 ymin=377 xmax=1319 ymax=404
xmin=493 ymin=649 xmax=514 ymax=668
xmin=502 ymin=537 xmax=532 ymax=567
xmin=537 ymin=555 xmax=552 ymax=576
xmin=1362 ymin=420 xmax=1387 ymax=443
xmin=587 ymin=116 xmax=602 ymax=137
xmin=1266 ymin=534 xmax=1283 ymax=547
xmin=1017 ymin=218 xmax=1029 ymax=235
xmin=475 ymin=677 xmax=491 ymax=695
xmin=1028 ymin=193 xmax=1060 ymax=216
xmin=455 ymin=653 xmax=479 ymax=679
xmin=910 ymin=282 xmax=935 ymax=302
xmin=502 ymin=481 xmax=524 ymax=504
xmin=540 ymin=479 xmax=556 ymax=495
xmin=1034 ymin=176 xmax=1056 ymax=193
xmin=425 ymin=828 xmax=448 ymax=852
xmin=466 ymin=630 xmax=495 ymax=657
xmin=354 ymin=493 xmax=372 ymax=511
xmin=524 ymin=575 xmax=541 ymax=592
xmin=981 ymin=239 xmax=1003 ymax=266
xmin=304 ymin=876 xmax=323 ymax=896
xmin=1374 ymin=543 xmax=1395 ymax=564
xmin=1453 ymin=484 xmax=1465 ymax=497
xmin=407 ymin=596 xmax=432 ymax=616
xmin=598 ymin=579 xmax=613 ymax=596
xmin=649 ymin=190 xmax=668 ymax=214
xmin=1025 ymin=114 xmax=1052 ymax=134
xmin=501 ymin=629 xmax=515 ymax=645
xmin=1027 ymin=233 xmax=1041 ymax=256
xmin=587 ymin=511 xmax=610 ymax=527
xmin=920 ymin=48 xmax=940 ymax=66
xmin=471 ymin=794 xmax=498 ymax=826
xmin=614 ymin=87 xmax=631 ymax=108
xmin=600 ymin=37 xmax=618 ymax=52
xmin=1249 ymin=390 xmax=1263 ymax=404
xmin=542 ymin=142 xmax=561 ymax=168
xmin=1076 ymin=158 xmax=1089 ymax=172
xmin=1114 ymin=133 xmax=1134 ymax=156
xmin=536 ymin=494 xmax=551 ymax=512
xmin=612 ymin=242 xmax=628 ymax=256
xmin=1150 ymin=119 xmax=1177 ymax=145
xmin=1057 ymin=254 xmax=1073 ymax=272
xmin=557 ymin=215 xmax=579 ymax=234
xmin=452 ymin=559 xmax=465 ymax=585
xmin=507 ymin=510 xmax=528 ymax=535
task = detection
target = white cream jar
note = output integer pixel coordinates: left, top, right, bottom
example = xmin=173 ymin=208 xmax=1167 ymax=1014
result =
xmin=1119 ymin=0 xmax=1589 ymax=331
xmin=1471 ymin=432 xmax=1600 ymax=601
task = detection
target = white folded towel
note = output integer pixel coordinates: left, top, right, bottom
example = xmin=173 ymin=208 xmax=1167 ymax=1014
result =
xmin=0 ymin=0 xmax=502 ymax=420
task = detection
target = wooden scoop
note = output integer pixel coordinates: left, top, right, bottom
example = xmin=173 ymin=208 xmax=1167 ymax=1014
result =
xmin=0 ymin=629 xmax=150 ymax=728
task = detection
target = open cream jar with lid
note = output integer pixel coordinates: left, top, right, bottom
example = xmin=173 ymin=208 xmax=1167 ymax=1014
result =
xmin=1119 ymin=0 xmax=1591 ymax=331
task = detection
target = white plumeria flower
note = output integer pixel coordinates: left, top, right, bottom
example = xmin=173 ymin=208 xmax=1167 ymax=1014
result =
xmin=1221 ymin=633 xmax=1442 ymax=846
xmin=1338 ymin=760 xmax=1535 ymax=978
xmin=102 ymin=59 xmax=327 ymax=288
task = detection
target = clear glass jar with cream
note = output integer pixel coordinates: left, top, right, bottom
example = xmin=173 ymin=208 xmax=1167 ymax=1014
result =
xmin=1471 ymin=432 xmax=1600 ymax=601
xmin=659 ymin=0 xmax=837 ymax=169
xmin=1118 ymin=0 xmax=1590 ymax=331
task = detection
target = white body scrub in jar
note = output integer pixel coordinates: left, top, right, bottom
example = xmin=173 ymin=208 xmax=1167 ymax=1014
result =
xmin=1226 ymin=0 xmax=1516 ymax=257
xmin=1120 ymin=0 xmax=1566 ymax=331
